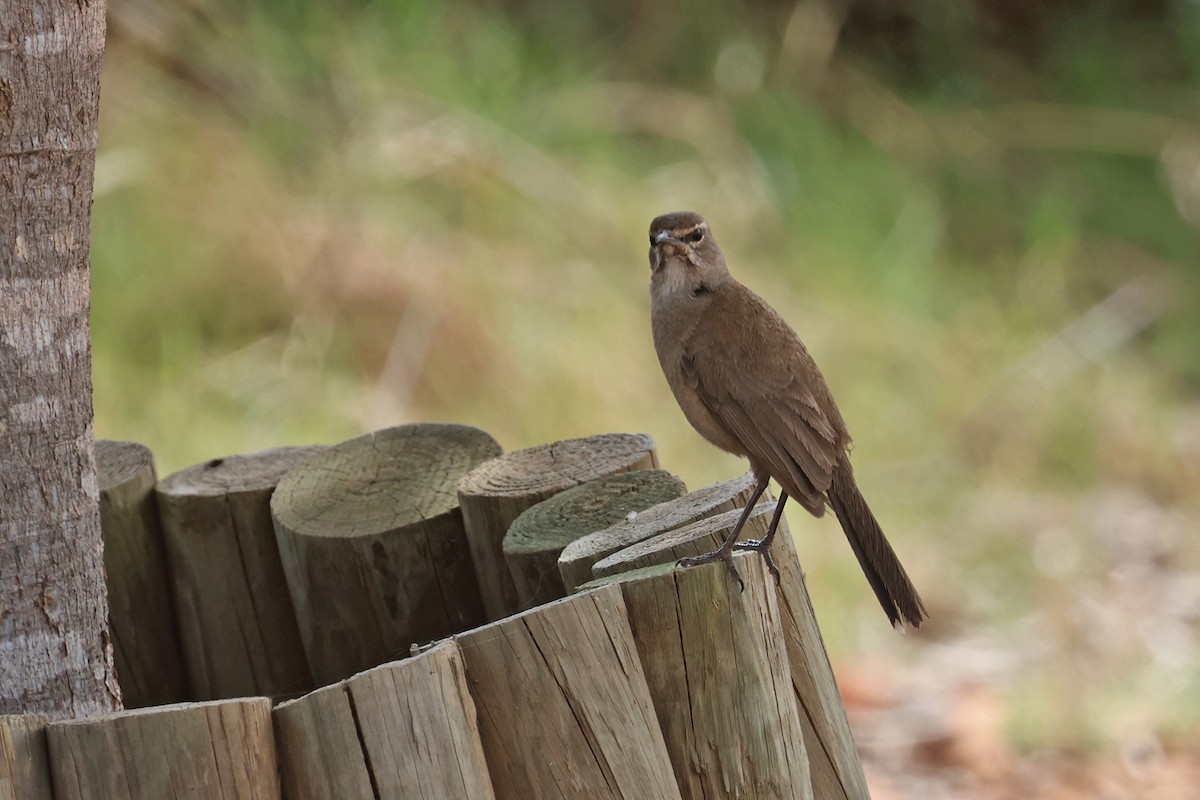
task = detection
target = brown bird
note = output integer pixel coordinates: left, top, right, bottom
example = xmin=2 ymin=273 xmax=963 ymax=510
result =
xmin=648 ymin=211 xmax=927 ymax=629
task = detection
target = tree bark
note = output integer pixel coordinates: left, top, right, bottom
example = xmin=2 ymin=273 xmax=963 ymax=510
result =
xmin=0 ymin=0 xmax=120 ymax=719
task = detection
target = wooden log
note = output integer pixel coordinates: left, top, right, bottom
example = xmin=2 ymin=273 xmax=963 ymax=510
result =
xmin=272 ymin=424 xmax=501 ymax=685
xmin=621 ymin=555 xmax=812 ymax=799
xmin=456 ymin=584 xmax=681 ymax=800
xmin=157 ymin=446 xmax=322 ymax=701
xmin=502 ymin=468 xmax=686 ymax=609
xmin=0 ymin=715 xmax=52 ymax=800
xmin=458 ymin=432 xmax=658 ymax=619
xmin=591 ymin=497 xmax=777 ymax=579
xmin=589 ymin=500 xmax=872 ymax=800
xmin=347 ymin=641 xmax=495 ymax=799
xmin=558 ymin=472 xmax=757 ymax=593
xmin=273 ymin=682 xmax=372 ymax=800
xmin=96 ymin=440 xmax=189 ymax=708
xmin=771 ymin=529 xmax=873 ymax=800
xmin=273 ymin=641 xmax=495 ymax=800
xmin=46 ymin=698 xmax=279 ymax=800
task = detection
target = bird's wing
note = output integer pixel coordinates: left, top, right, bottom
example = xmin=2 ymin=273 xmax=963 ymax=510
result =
xmin=681 ymin=288 xmax=846 ymax=511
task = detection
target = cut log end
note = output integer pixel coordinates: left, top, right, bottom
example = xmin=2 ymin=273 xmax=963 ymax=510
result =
xmin=457 ymin=432 xmax=660 ymax=620
xmin=558 ymin=471 xmax=758 ymax=593
xmin=272 ymin=425 xmax=501 ymax=538
xmin=96 ymin=440 xmax=154 ymax=492
xmin=160 ymin=444 xmax=325 ymax=499
xmin=457 ymin=432 xmax=657 ymax=499
xmin=592 ymin=496 xmax=778 ymax=579
xmin=504 ymin=469 xmax=687 ymax=554
xmin=502 ymin=469 xmax=687 ymax=608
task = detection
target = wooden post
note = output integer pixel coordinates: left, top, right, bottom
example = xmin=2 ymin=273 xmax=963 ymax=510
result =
xmin=558 ymin=472 xmax=757 ymax=593
xmin=458 ymin=432 xmax=658 ymax=619
xmin=587 ymin=503 xmax=872 ymax=800
xmin=273 ymin=681 xmax=373 ymax=800
xmin=96 ymin=440 xmax=189 ymax=708
xmin=591 ymin=498 xmax=776 ymax=579
xmin=621 ymin=555 xmax=813 ymax=799
xmin=771 ymin=529 xmax=874 ymax=800
xmin=271 ymin=424 xmax=501 ymax=685
xmin=456 ymin=584 xmax=681 ymax=800
xmin=502 ymin=468 xmax=686 ymax=609
xmin=157 ymin=446 xmax=322 ymax=701
xmin=0 ymin=715 xmax=53 ymax=800
xmin=46 ymin=698 xmax=279 ymax=800
xmin=273 ymin=641 xmax=495 ymax=800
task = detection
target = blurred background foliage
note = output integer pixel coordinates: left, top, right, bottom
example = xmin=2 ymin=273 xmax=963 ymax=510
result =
xmin=92 ymin=0 xmax=1200 ymax=779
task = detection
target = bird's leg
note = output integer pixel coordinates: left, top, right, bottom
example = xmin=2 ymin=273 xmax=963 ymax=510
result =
xmin=733 ymin=491 xmax=788 ymax=583
xmin=677 ymin=474 xmax=770 ymax=591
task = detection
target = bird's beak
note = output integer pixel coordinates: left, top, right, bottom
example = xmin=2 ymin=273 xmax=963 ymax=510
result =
xmin=653 ymin=230 xmax=677 ymax=246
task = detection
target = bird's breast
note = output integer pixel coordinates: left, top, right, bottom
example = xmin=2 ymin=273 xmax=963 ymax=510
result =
xmin=652 ymin=307 xmax=747 ymax=458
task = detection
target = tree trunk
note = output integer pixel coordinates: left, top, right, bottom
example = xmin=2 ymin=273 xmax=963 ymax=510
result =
xmin=0 ymin=0 xmax=120 ymax=718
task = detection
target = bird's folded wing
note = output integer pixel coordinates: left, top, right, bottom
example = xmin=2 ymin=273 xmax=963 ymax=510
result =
xmin=681 ymin=338 xmax=842 ymax=511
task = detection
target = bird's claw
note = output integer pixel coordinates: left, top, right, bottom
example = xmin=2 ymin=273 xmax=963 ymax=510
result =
xmin=677 ymin=548 xmax=745 ymax=592
xmin=733 ymin=538 xmax=781 ymax=584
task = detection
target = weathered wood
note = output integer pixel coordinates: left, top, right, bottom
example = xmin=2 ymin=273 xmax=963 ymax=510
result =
xmin=591 ymin=497 xmax=776 ymax=579
xmin=46 ymin=698 xmax=279 ymax=800
xmin=0 ymin=715 xmax=52 ymax=800
xmin=347 ymin=641 xmax=495 ymax=799
xmin=458 ymin=432 xmax=658 ymax=619
xmin=273 ymin=640 xmax=495 ymax=800
xmin=771 ymin=528 xmax=873 ymax=800
xmin=273 ymin=683 xmax=372 ymax=800
xmin=558 ymin=472 xmax=757 ymax=593
xmin=272 ymin=424 xmax=501 ymax=685
xmin=456 ymin=584 xmax=681 ymax=800
xmin=157 ymin=446 xmax=322 ymax=701
xmin=96 ymin=440 xmax=189 ymax=708
xmin=621 ymin=555 xmax=812 ymax=799
xmin=503 ymin=468 xmax=686 ymax=609
xmin=590 ymin=500 xmax=872 ymax=799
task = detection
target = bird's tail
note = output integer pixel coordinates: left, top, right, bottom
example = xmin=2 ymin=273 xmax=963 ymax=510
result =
xmin=827 ymin=456 xmax=927 ymax=629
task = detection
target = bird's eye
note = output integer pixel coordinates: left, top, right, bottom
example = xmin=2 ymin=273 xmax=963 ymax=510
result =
xmin=649 ymin=233 xmax=656 ymax=246
xmin=686 ymin=229 xmax=704 ymax=243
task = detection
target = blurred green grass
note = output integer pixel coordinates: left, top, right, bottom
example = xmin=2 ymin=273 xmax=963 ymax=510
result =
xmin=91 ymin=0 xmax=1200 ymax=751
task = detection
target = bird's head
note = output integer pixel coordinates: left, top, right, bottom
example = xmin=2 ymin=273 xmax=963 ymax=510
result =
xmin=648 ymin=212 xmax=729 ymax=297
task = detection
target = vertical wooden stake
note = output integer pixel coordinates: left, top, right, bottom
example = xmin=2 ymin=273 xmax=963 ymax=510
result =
xmin=96 ymin=440 xmax=189 ymax=707
xmin=157 ymin=446 xmax=322 ymax=701
xmin=273 ymin=640 xmax=495 ymax=800
xmin=456 ymin=584 xmax=681 ymax=799
xmin=589 ymin=503 xmax=872 ymax=800
xmin=0 ymin=715 xmax=52 ymax=800
xmin=621 ymin=555 xmax=813 ymax=799
xmin=47 ymin=699 xmax=279 ymax=800
xmin=271 ymin=425 xmax=501 ymax=685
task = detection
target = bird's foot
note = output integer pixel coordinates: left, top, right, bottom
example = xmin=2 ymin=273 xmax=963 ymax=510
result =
xmin=732 ymin=538 xmax=781 ymax=584
xmin=677 ymin=546 xmax=744 ymax=592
